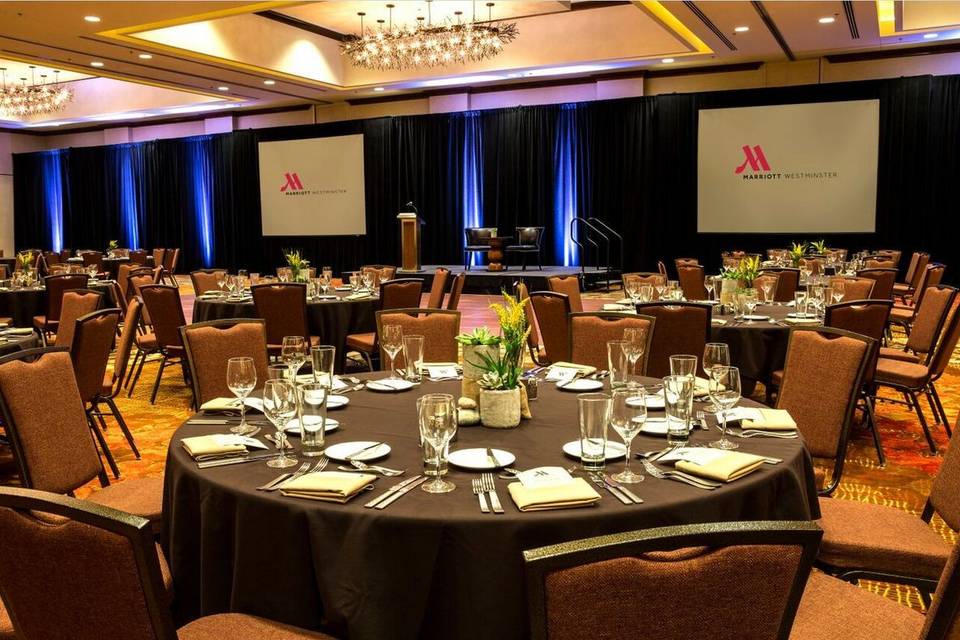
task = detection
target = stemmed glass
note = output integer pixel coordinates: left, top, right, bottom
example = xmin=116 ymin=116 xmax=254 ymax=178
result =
xmin=226 ymin=357 xmax=257 ymax=434
xmin=831 ymin=279 xmax=845 ymax=304
xmin=704 ymin=276 xmax=715 ymax=302
xmin=610 ymin=387 xmax=645 ymax=484
xmin=638 ymin=284 xmax=654 ymax=303
xmin=216 ymin=271 xmax=227 ymax=297
xmin=281 ymin=336 xmax=307 ymax=383
xmin=419 ymin=393 xmax=457 ymax=493
xmin=800 ymin=264 xmax=813 ymax=283
xmin=708 ymin=366 xmax=742 ymax=450
xmin=742 ymin=289 xmax=759 ymax=323
xmin=624 ymin=276 xmax=641 ymax=305
xmin=622 ymin=327 xmax=647 ymax=381
xmin=760 ymin=278 xmax=775 ymax=305
xmin=702 ymin=343 xmax=730 ymax=413
xmin=381 ymin=324 xmax=404 ymax=380
xmin=320 ymin=272 xmax=332 ymax=296
xmin=361 ymin=272 xmax=374 ymax=291
xmin=654 ymin=276 xmax=667 ymax=301
xmin=263 ymin=379 xmax=298 ymax=468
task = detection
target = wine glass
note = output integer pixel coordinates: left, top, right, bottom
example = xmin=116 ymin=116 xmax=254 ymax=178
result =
xmin=831 ymin=279 xmax=846 ymax=304
xmin=624 ymin=276 xmax=641 ymax=305
xmin=226 ymin=357 xmax=257 ymax=434
xmin=638 ymin=283 xmax=653 ymax=303
xmin=702 ymin=343 xmax=730 ymax=413
xmin=704 ymin=276 xmax=715 ymax=302
xmin=216 ymin=271 xmax=227 ymax=297
xmin=280 ymin=336 xmax=307 ymax=383
xmin=708 ymin=366 xmax=742 ymax=450
xmin=320 ymin=272 xmax=332 ymax=296
xmin=742 ymin=289 xmax=759 ymax=323
xmin=610 ymin=387 xmax=645 ymax=483
xmin=622 ymin=327 xmax=647 ymax=380
xmin=654 ymin=277 xmax=667 ymax=301
xmin=760 ymin=278 xmax=775 ymax=305
xmin=361 ymin=272 xmax=374 ymax=291
xmin=381 ymin=324 xmax=404 ymax=380
xmin=419 ymin=393 xmax=457 ymax=493
xmin=263 ymin=379 xmax=298 ymax=468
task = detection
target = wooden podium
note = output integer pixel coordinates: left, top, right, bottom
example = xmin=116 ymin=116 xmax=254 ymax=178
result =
xmin=397 ymin=212 xmax=423 ymax=273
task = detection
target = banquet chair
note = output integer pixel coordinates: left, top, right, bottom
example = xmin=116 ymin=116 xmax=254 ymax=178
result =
xmin=505 ymin=226 xmax=545 ymax=271
xmin=875 ymin=249 xmax=902 ymax=269
xmin=0 ymin=350 xmax=163 ymax=527
xmin=569 ymin=312 xmax=655 ymax=372
xmin=524 ymin=520 xmax=822 ymax=640
xmin=547 ymin=276 xmax=583 ymax=313
xmin=777 ymin=327 xmax=873 ymax=495
xmin=181 ymin=319 xmax=270 ymax=409
xmin=760 ymin=268 xmax=801 ymax=302
xmin=128 ymin=249 xmax=148 ymax=266
xmin=152 ymin=247 xmax=166 ymax=270
xmin=889 ymin=265 xmax=946 ymax=334
xmin=674 ymin=257 xmax=699 ymax=269
xmin=189 ymin=269 xmax=227 ymax=296
xmin=893 ymin=251 xmax=930 ymax=300
xmin=81 ymin=251 xmax=104 ymax=273
xmin=116 ymin=262 xmax=140 ymax=305
xmin=103 ymin=297 xmax=143 ymax=420
xmin=139 ymin=285 xmax=188 ymax=405
xmin=51 ymin=289 xmax=102 ymax=349
xmin=516 ymin=281 xmax=547 ymax=366
xmin=833 ymin=277 xmax=875 ymax=302
xmin=676 ymin=264 xmax=707 ymax=300
xmin=621 ymin=272 xmax=665 ymax=300
xmin=425 ymin=267 xmax=450 ymax=309
xmin=801 ymin=258 xmax=825 ymax=275
xmin=251 ymin=283 xmax=317 ymax=358
xmin=361 ymin=265 xmax=396 ymax=286
xmin=754 ymin=273 xmax=780 ymax=303
xmin=464 ymin=227 xmax=497 ymax=270
xmin=161 ymin=248 xmax=180 ymax=287
xmin=42 ymin=250 xmax=60 ymax=267
xmin=857 ymin=268 xmax=897 ymax=300
xmin=657 ymin=260 xmax=668 ymax=278
xmin=635 ymin=302 xmax=711 ymax=379
xmin=0 ymin=486 xmax=336 ymax=640
xmin=33 ymin=273 xmax=89 ymax=342
xmin=881 ymin=285 xmax=957 ymax=365
xmin=346 ymin=279 xmax=423 ymax=370
xmin=864 ymin=257 xmax=897 ymax=269
xmin=529 ymin=291 xmax=572 ymax=364
xmin=375 ymin=309 xmax=461 ymax=369
xmin=446 ymin=272 xmax=466 ymax=310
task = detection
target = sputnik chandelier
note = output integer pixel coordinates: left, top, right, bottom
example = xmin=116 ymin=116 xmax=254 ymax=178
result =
xmin=341 ymin=1 xmax=518 ymax=71
xmin=0 ymin=66 xmax=73 ymax=118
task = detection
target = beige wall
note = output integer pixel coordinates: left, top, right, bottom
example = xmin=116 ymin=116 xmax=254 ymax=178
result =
xmin=0 ymin=132 xmax=45 ymax=255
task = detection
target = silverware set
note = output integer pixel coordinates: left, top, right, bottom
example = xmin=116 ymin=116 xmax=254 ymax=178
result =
xmin=639 ymin=458 xmax=720 ymax=490
xmin=714 ymin=424 xmax=798 ymax=439
xmin=364 ymin=475 xmax=428 ymax=509
xmin=338 ymin=459 xmax=405 ymax=476
xmin=257 ymin=457 xmax=329 ymax=492
xmin=588 ymin=473 xmax=643 ymax=504
xmin=471 ymin=473 xmax=504 ymax=514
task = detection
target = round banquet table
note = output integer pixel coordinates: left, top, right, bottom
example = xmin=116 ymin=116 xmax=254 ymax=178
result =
xmin=0 ymin=332 xmax=40 ymax=356
xmin=192 ymin=293 xmax=378 ymax=373
xmin=0 ymin=280 xmax=118 ymax=327
xmin=163 ymin=376 xmax=819 ymax=640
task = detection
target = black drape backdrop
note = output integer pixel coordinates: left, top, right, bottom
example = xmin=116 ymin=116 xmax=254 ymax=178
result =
xmin=12 ymin=74 xmax=960 ymax=278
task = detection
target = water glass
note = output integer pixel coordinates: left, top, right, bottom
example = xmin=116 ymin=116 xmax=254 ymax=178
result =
xmin=663 ymin=375 xmax=694 ymax=446
xmin=382 ymin=324 xmax=404 ymax=379
xmin=578 ymin=393 xmax=611 ymax=471
xmin=794 ymin=291 xmax=808 ymax=317
xmin=281 ymin=335 xmax=307 ymax=382
xmin=298 ymin=382 xmax=328 ymax=457
xmin=263 ymin=379 xmax=298 ymax=468
xmin=419 ymin=393 xmax=457 ymax=493
xmin=669 ymin=354 xmax=698 ymax=379
xmin=702 ymin=343 xmax=730 ymax=412
xmin=226 ymin=357 xmax=257 ymax=435
xmin=622 ymin=327 xmax=647 ymax=380
xmin=310 ymin=345 xmax=336 ymax=388
xmin=624 ymin=275 xmax=641 ymax=304
xmin=611 ymin=387 xmax=645 ymax=483
xmin=416 ymin=395 xmax=449 ymax=477
xmin=639 ymin=283 xmax=654 ymax=303
xmin=709 ymin=366 xmax=742 ymax=450
xmin=267 ymin=364 xmax=288 ymax=380
xmin=403 ymin=335 xmax=425 ymax=382
xmin=607 ymin=340 xmax=630 ymax=390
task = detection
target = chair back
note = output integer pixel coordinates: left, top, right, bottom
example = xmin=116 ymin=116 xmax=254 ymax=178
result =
xmin=529 ymin=292 xmax=572 ymax=364
xmin=547 ymin=276 xmax=583 ymax=313
xmin=754 ymin=273 xmax=780 ymax=301
xmin=905 ymin=285 xmax=958 ymax=359
xmin=116 ymin=263 xmax=139 ymax=302
xmin=801 ymin=258 xmax=825 ymax=275
xmin=760 ymin=268 xmax=800 ymax=302
xmin=0 ymin=349 xmax=102 ymax=493
xmin=446 ymin=273 xmax=466 ymax=310
xmin=909 ymin=252 xmax=931 ymax=290
xmin=676 ymin=264 xmax=707 ymax=300
xmin=162 ymin=248 xmax=179 ymax=274
xmin=0 ymin=487 xmax=177 ymax=640
xmin=128 ymin=250 xmax=147 ymax=266
xmin=825 ymin=300 xmax=892 ymax=385
xmin=109 ymin=297 xmax=142 ymax=397
xmin=380 ymin=278 xmax=423 ymax=311
xmin=515 ymin=227 xmax=544 ymax=247
xmin=833 ymin=277 xmax=874 ymax=302
xmin=569 ymin=312 xmax=655 ymax=373
xmin=56 ymin=290 xmax=102 ymax=350
xmin=874 ymin=249 xmax=901 ymax=268
xmin=139 ymin=285 xmax=186 ymax=350
xmin=181 ymin=320 xmax=271 ymax=406
xmin=70 ymin=310 xmax=121 ymax=404
xmin=42 ymin=250 xmax=60 ymax=267
xmin=376 ymin=309 xmax=461 ymax=368
xmin=43 ymin=274 xmax=90 ymax=322
xmin=361 ymin=265 xmax=397 ymax=287
xmin=920 ymin=538 xmax=960 ymax=640
xmin=426 ymin=267 xmax=451 ymax=309
xmin=928 ymin=422 xmax=960 ymax=534
xmin=128 ymin=271 xmax=156 ymax=324
xmin=516 ymin=282 xmax=543 ymax=363
xmin=152 ymin=248 xmax=166 ymax=268
xmin=856 ymin=268 xmax=896 ymax=300
xmin=524 ymin=521 xmax=822 ymax=640
xmin=622 ymin=272 xmax=665 ymax=300
xmin=251 ymin=283 xmax=310 ymax=347
xmin=657 ymin=261 xmax=668 ymax=277
xmin=190 ymin=269 xmax=227 ymax=296
xmin=913 ymin=264 xmax=946 ymax=308
xmin=465 ymin=227 xmax=496 ymax=246
xmin=81 ymin=252 xmax=103 ymax=270
xmin=635 ymin=302 xmax=711 ymax=378
xmin=927 ymin=305 xmax=960 ymax=381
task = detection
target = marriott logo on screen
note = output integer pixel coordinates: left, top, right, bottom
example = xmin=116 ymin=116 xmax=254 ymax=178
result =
xmin=280 ymin=172 xmax=305 ymax=192
xmin=733 ymin=144 xmax=839 ymax=182
xmin=278 ymin=172 xmax=348 ymax=197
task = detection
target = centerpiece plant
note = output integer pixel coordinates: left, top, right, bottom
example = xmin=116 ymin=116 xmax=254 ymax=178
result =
xmin=284 ymin=249 xmax=310 ymax=283
xmin=789 ymin=242 xmax=808 ymax=267
xmin=471 ymin=292 xmax=530 ymax=429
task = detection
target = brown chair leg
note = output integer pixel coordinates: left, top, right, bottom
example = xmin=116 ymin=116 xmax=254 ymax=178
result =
xmin=104 ymin=396 xmax=141 ymax=459
xmin=909 ymin=390 xmax=937 ymax=453
xmin=863 ymin=395 xmax=885 ymax=466
xmin=930 ymin=385 xmax=952 ymax=435
xmin=150 ymin=354 xmax=167 ymax=405
xmin=88 ymin=414 xmax=120 ymax=479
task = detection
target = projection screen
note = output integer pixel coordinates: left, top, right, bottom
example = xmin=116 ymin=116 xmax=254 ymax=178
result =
xmin=697 ymin=100 xmax=879 ymax=233
xmin=258 ymin=134 xmax=366 ymax=236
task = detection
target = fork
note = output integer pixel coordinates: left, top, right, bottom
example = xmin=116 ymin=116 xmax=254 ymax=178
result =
xmin=639 ymin=458 xmax=718 ymax=490
xmin=263 ymin=462 xmax=309 ymax=492
xmin=274 ymin=458 xmax=328 ymax=491
xmin=472 ymin=478 xmax=490 ymax=513
xmin=347 ymin=460 xmax=404 ymax=476
xmin=481 ymin=473 xmax=504 ymax=514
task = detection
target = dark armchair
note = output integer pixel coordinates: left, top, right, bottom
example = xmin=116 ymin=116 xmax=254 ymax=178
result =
xmin=464 ymin=227 xmax=497 ymax=271
xmin=505 ymin=226 xmax=544 ymax=271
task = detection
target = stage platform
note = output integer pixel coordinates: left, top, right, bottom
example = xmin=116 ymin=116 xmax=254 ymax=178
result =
xmin=402 ymin=265 xmax=620 ymax=294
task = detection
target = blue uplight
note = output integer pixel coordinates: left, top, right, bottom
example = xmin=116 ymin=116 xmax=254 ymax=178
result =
xmin=186 ymin=137 xmax=214 ymax=267
xmin=554 ymin=105 xmax=579 ymax=267
xmin=41 ymin=150 xmax=64 ymax=252
xmin=118 ymin=145 xmax=140 ymax=249
xmin=462 ymin=113 xmax=484 ymax=266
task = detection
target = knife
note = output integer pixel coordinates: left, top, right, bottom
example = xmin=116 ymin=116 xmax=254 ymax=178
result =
xmin=197 ymin=453 xmax=284 ymax=469
xmin=346 ymin=441 xmax=385 ymax=461
xmin=485 ymin=447 xmax=501 ymax=468
xmin=589 ymin=474 xmax=632 ymax=505
xmin=602 ymin=474 xmax=644 ymax=504
xmin=364 ymin=475 xmax=424 ymax=508
xmin=374 ymin=476 xmax=429 ymax=509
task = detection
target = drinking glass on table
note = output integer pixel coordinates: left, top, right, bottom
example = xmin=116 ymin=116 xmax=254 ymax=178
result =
xmin=794 ymin=291 xmax=808 ymax=317
xmin=669 ymin=354 xmax=698 ymax=379
xmin=361 ymin=272 xmax=374 ymax=291
xmin=226 ymin=357 xmax=257 ymax=434
xmin=654 ymin=277 xmax=667 ymax=301
xmin=280 ymin=336 xmax=307 ymax=382
xmin=267 ymin=364 xmax=288 ymax=381
xmin=403 ymin=335 xmax=425 ymax=383
xmin=624 ymin=276 xmax=641 ymax=305
xmin=760 ymin=278 xmax=776 ymax=304
xmin=578 ymin=393 xmax=612 ymax=472
xmin=663 ymin=375 xmax=694 ymax=447
xmin=310 ymin=345 xmax=336 ymax=388
xmin=638 ymin=283 xmax=654 ymax=303
xmin=381 ymin=324 xmax=404 ymax=380
xmin=704 ymin=275 xmax=716 ymax=302
xmin=216 ymin=271 xmax=227 ymax=297
xmin=322 ymin=266 xmax=333 ymax=281
xmin=702 ymin=343 xmax=730 ymax=413
xmin=320 ymin=272 xmax=332 ymax=296
xmin=263 ymin=379 xmax=298 ymax=468
xmin=742 ymin=289 xmax=759 ymax=322
xmin=607 ymin=340 xmax=630 ymax=391
xmin=419 ymin=393 xmax=457 ymax=493
xmin=800 ymin=264 xmax=812 ymax=283
xmin=349 ymin=273 xmax=361 ymax=292
xmin=831 ymin=279 xmax=846 ymax=304
xmin=622 ymin=327 xmax=647 ymax=381
xmin=298 ymin=382 xmax=328 ymax=457
xmin=708 ymin=366 xmax=742 ymax=450
xmin=610 ymin=387 xmax=645 ymax=483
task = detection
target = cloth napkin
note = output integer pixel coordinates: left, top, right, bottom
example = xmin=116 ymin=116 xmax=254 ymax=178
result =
xmin=507 ymin=478 xmax=601 ymax=511
xmin=546 ymin=362 xmax=598 ymax=379
xmin=603 ymin=303 xmax=636 ymax=313
xmin=280 ymin=471 xmax=377 ymax=503
xmin=783 ymin=317 xmax=821 ymax=325
xmin=741 ymin=408 xmax=797 ymax=431
xmin=711 ymin=318 xmax=728 ymax=326
xmin=181 ymin=434 xmax=247 ymax=460
xmin=199 ymin=397 xmax=265 ymax=413
xmin=345 ymin=292 xmax=372 ymax=301
xmin=673 ymin=449 xmax=766 ymax=483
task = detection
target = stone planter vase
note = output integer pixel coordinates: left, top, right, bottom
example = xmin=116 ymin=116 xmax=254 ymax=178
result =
xmin=719 ymin=278 xmax=739 ymax=306
xmin=479 ymin=387 xmax=522 ymax=429
xmin=461 ymin=344 xmax=499 ymax=403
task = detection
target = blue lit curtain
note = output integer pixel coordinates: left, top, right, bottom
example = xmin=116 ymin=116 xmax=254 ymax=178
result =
xmin=185 ymin=137 xmax=215 ymax=268
xmin=554 ymin=105 xmax=582 ymax=267
xmin=462 ymin=112 xmax=483 ymax=265
xmin=40 ymin=150 xmax=65 ymax=252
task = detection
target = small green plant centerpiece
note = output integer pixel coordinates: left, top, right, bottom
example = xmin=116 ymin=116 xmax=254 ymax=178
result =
xmin=107 ymin=239 xmax=119 ymax=251
xmin=15 ymin=251 xmax=33 ymax=272
xmin=810 ymin=239 xmax=828 ymax=255
xmin=719 ymin=255 xmax=761 ymax=304
xmin=473 ymin=292 xmax=530 ymax=429
xmin=284 ymin=249 xmax=310 ymax=283
xmin=789 ymin=242 xmax=808 ymax=267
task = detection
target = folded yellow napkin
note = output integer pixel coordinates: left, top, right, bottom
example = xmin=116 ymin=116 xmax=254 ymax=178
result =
xmin=711 ymin=318 xmax=728 ymax=326
xmin=549 ymin=362 xmax=598 ymax=376
xmin=783 ymin=317 xmax=820 ymax=325
xmin=199 ymin=397 xmax=244 ymax=412
xmin=507 ymin=478 xmax=601 ymax=512
xmin=280 ymin=471 xmax=377 ymax=503
xmin=181 ymin=434 xmax=246 ymax=459
xmin=742 ymin=408 xmax=797 ymax=431
xmin=675 ymin=450 xmax=766 ymax=483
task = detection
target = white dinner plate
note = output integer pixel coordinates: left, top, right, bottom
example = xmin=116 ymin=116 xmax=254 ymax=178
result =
xmin=324 ymin=441 xmax=391 ymax=462
xmin=557 ymin=378 xmax=604 ymax=392
xmin=561 ymin=440 xmax=627 ymax=461
xmin=366 ymin=379 xmax=415 ymax=392
xmin=314 ymin=294 xmax=338 ymax=300
xmin=786 ymin=312 xmax=815 ymax=319
xmin=639 ymin=418 xmax=669 ymax=436
xmin=283 ymin=417 xmax=340 ymax=435
xmin=741 ymin=314 xmax=770 ymax=321
xmin=335 ymin=286 xmax=353 ymax=291
xmin=326 ymin=395 xmax=350 ymax=409
xmin=448 ymin=448 xmax=516 ymax=470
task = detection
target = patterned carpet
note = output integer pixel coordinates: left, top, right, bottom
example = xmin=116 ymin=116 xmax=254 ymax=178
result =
xmin=9 ymin=286 xmax=956 ymax=613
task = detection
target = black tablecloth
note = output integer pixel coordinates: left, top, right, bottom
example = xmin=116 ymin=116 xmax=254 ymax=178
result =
xmin=0 ymin=281 xmax=117 ymax=327
xmin=0 ymin=333 xmax=39 ymax=356
xmin=192 ymin=295 xmax=378 ymax=372
xmin=710 ymin=304 xmax=816 ymax=383
xmin=163 ymin=376 xmax=818 ymax=640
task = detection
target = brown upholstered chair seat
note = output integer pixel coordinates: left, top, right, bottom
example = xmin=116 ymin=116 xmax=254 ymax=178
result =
xmin=346 ymin=332 xmax=376 ymax=351
xmin=84 ymin=476 xmax=164 ymax=531
xmin=178 ymin=613 xmax=336 ymax=639
xmin=874 ymin=358 xmax=928 ymax=387
xmin=31 ymin=315 xmax=57 ymax=332
xmin=892 ymin=283 xmax=912 ymax=295
xmin=878 ymin=346 xmax=922 ymax=363
xmin=790 ymin=570 xmax=924 ymax=640
xmin=816 ymin=497 xmax=950 ymax=579
xmin=889 ymin=306 xmax=914 ymax=323
xmin=136 ymin=332 xmax=158 ymax=350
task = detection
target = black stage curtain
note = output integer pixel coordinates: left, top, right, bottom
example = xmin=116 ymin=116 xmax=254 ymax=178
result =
xmin=12 ymin=74 xmax=960 ymax=278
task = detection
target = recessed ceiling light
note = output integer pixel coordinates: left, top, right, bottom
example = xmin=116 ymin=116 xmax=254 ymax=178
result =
xmin=662 ymin=58 xmax=675 ymax=63
xmin=924 ymin=32 xmax=939 ymax=39
xmin=263 ymin=79 xmax=275 ymax=85
xmin=138 ymin=53 xmax=153 ymax=59
xmin=90 ymin=61 xmax=104 ymax=68
xmin=818 ymin=16 xmax=835 ymax=24
xmin=373 ymin=87 xmax=385 ymax=92
xmin=217 ymin=86 xmax=229 ymax=91
xmin=83 ymin=15 xmax=101 ymax=23
xmin=734 ymin=26 xmax=750 ymax=33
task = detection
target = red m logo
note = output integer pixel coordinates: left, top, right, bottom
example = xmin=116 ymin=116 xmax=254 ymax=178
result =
xmin=280 ymin=172 xmax=304 ymax=192
xmin=734 ymin=145 xmax=771 ymax=174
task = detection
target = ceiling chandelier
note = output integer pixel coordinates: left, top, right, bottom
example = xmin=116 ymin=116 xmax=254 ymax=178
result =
xmin=0 ymin=66 xmax=73 ymax=118
xmin=341 ymin=1 xmax=518 ymax=71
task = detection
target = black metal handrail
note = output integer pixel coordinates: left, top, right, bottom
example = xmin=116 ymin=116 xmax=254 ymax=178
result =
xmin=588 ymin=217 xmax=623 ymax=272
xmin=570 ymin=217 xmax=609 ymax=275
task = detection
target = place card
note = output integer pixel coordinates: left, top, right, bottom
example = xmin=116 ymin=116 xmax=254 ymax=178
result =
xmin=545 ymin=366 xmax=580 ymax=383
xmin=427 ymin=365 xmax=459 ymax=379
xmin=515 ymin=466 xmax=575 ymax=488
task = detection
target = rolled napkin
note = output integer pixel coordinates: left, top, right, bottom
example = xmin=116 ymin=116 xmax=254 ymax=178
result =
xmin=693 ymin=376 xmax=719 ymax=397
xmin=280 ymin=471 xmax=377 ymax=503
xmin=741 ymin=408 xmax=797 ymax=431
xmin=181 ymin=434 xmax=247 ymax=461
xmin=603 ymin=303 xmax=636 ymax=313
xmin=671 ymin=449 xmax=766 ymax=483
xmin=507 ymin=478 xmax=601 ymax=512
